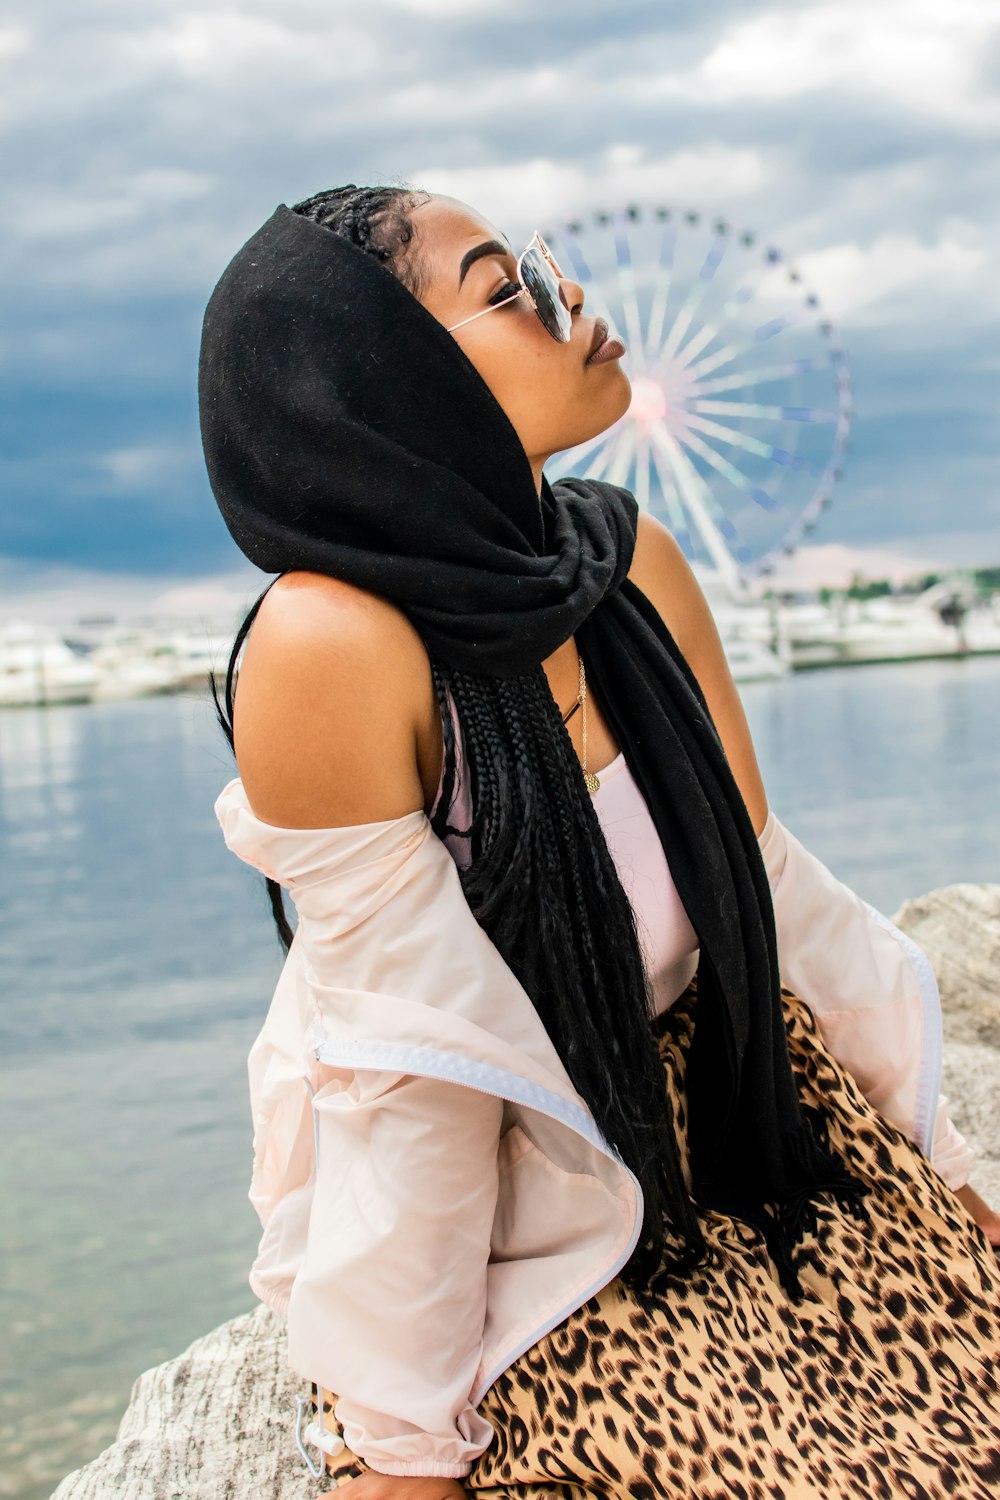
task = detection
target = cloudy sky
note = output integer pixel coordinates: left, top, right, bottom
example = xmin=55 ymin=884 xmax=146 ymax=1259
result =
xmin=4 ymin=0 xmax=999 ymax=608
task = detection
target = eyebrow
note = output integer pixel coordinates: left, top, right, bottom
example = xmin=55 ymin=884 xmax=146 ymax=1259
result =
xmin=458 ymin=238 xmax=514 ymax=289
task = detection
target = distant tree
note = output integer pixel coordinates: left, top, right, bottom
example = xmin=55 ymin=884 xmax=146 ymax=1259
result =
xmin=846 ymin=577 xmax=893 ymax=600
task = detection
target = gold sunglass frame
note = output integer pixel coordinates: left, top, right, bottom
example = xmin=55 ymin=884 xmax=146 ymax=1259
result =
xmin=446 ymin=232 xmax=572 ymax=343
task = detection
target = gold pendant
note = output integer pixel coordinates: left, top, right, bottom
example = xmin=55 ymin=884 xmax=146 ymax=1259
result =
xmin=583 ymin=769 xmax=601 ymax=794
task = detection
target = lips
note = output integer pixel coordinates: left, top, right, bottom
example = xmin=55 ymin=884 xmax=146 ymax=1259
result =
xmin=584 ymin=317 xmax=627 ymax=365
xmin=586 ymin=318 xmax=610 ymax=363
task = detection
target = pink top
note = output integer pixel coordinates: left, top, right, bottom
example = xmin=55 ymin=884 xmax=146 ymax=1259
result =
xmin=428 ymin=697 xmax=700 ymax=1016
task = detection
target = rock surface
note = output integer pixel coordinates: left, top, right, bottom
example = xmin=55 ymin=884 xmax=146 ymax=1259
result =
xmin=51 ymin=883 xmax=1000 ymax=1500
xmin=891 ymin=881 xmax=1000 ymax=1204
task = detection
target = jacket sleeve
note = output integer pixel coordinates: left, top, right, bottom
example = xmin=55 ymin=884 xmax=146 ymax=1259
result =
xmin=288 ymin=1063 xmax=502 ymax=1477
xmin=757 ymin=806 xmax=976 ymax=1191
xmin=215 ymin=791 xmax=503 ymax=1477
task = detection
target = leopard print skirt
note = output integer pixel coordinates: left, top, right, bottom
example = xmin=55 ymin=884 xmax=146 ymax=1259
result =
xmin=310 ymin=972 xmax=1000 ymax=1498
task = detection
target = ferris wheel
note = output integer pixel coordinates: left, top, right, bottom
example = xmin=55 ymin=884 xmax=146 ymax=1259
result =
xmin=534 ymin=203 xmax=852 ymax=595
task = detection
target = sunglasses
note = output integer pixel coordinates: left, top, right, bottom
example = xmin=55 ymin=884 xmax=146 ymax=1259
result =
xmin=446 ymin=231 xmax=573 ymax=344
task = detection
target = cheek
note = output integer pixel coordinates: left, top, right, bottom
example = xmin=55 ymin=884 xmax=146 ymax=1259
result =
xmin=475 ymin=327 xmax=593 ymax=443
xmin=483 ymin=338 xmax=553 ymax=416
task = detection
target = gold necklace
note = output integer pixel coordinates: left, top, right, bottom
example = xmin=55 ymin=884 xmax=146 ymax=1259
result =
xmin=579 ymin=652 xmax=600 ymax=794
xmin=560 ymin=651 xmax=600 ymax=793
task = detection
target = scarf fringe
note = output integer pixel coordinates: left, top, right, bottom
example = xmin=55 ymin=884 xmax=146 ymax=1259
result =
xmin=741 ymin=1102 xmax=872 ymax=1303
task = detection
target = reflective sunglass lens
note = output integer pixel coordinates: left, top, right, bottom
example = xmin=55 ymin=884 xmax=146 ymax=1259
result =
xmin=521 ymin=245 xmax=572 ymax=342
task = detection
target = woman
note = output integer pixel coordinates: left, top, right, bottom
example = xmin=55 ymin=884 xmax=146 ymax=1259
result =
xmin=202 ymin=183 xmax=1000 ymax=1499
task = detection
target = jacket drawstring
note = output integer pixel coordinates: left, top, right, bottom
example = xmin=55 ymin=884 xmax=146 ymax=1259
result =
xmin=295 ymin=1381 xmax=346 ymax=1477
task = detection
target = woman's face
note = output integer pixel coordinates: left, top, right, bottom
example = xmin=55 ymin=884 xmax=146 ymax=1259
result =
xmin=411 ymin=195 xmax=632 ymax=494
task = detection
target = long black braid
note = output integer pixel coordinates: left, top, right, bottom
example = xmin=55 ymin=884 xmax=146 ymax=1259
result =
xmin=211 ymin=183 xmax=709 ymax=1295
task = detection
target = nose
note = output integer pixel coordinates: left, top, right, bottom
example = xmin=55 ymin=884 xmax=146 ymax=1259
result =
xmin=559 ymin=276 xmax=584 ymax=317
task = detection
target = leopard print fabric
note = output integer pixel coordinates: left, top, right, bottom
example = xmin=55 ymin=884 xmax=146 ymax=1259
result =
xmin=310 ymin=972 xmax=1000 ymax=1497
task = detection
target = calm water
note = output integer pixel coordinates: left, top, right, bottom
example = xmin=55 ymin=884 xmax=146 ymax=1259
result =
xmin=2 ymin=656 xmax=999 ymax=1500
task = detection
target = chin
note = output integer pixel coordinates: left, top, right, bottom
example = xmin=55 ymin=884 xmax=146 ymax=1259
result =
xmin=613 ymin=367 xmax=632 ymax=416
xmin=550 ymin=370 xmax=634 ymax=456
xmin=595 ymin=368 xmax=633 ymax=434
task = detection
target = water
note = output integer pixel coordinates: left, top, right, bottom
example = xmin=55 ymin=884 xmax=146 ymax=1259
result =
xmin=2 ymin=656 xmax=998 ymax=1500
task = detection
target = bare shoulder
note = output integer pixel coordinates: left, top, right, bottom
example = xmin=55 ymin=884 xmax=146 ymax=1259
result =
xmin=231 ymin=570 xmax=434 ymax=828
xmin=626 ymin=512 xmax=769 ymax=836
xmin=627 ymin=511 xmax=710 ymax=657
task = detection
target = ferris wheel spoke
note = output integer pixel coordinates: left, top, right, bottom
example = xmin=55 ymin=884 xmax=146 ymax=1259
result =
xmin=675 ymin=409 xmax=817 ymax=475
xmin=672 ymin=233 xmax=730 ymax=365
xmin=672 ymin=283 xmax=758 ymax=376
xmin=673 ymin=420 xmax=785 ymax=514
xmin=606 ymin=421 xmax=638 ymax=486
xmin=654 ymin=232 xmax=728 ymax=367
xmin=681 ymin=340 xmax=748 ymax=381
xmin=647 ymin=436 xmax=691 ymax=545
xmin=749 ymin=308 xmax=809 ymax=343
xmin=674 ymin=422 xmax=756 ymax=495
xmin=581 ymin=440 xmax=617 ymax=483
xmin=671 ymin=315 xmax=725 ymax=370
xmin=554 ymin=228 xmax=594 ymax=285
xmin=644 ymin=223 xmax=678 ymax=356
xmin=634 ymin=430 xmax=652 ymax=513
xmin=694 ymin=357 xmax=824 ymax=395
xmin=646 ymin=422 xmax=746 ymax=583
xmin=690 ymin=399 xmax=839 ymax=423
xmin=650 ymin=420 xmax=728 ymax=537
xmin=655 ymin=291 xmax=700 ymax=368
xmin=578 ymin=424 xmax=633 ymax=483
xmin=546 ymin=426 xmax=620 ymax=481
xmin=677 ymin=410 xmax=773 ymax=458
xmin=612 ymin=213 xmax=647 ymax=375
xmin=682 ymin=304 xmax=810 ymax=383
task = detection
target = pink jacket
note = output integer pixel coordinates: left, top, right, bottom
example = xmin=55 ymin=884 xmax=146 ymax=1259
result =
xmin=214 ymin=778 xmax=974 ymax=1479
xmin=756 ymin=808 xmax=973 ymax=1192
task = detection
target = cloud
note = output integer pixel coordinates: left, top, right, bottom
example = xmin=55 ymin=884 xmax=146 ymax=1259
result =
xmin=692 ymin=0 xmax=1000 ymax=126
xmin=0 ymin=23 xmax=29 ymax=59
xmin=0 ymin=555 xmax=266 ymax=629
xmin=96 ymin=442 xmax=195 ymax=489
xmin=123 ymin=10 xmax=380 ymax=83
xmin=763 ymin=531 xmax=1000 ymax=591
xmin=794 ymin=227 xmax=994 ymax=327
xmin=388 ymin=0 xmax=501 ymax=14
xmin=11 ymin=168 xmax=213 ymax=243
xmin=416 ymin=142 xmax=773 ymax=238
xmin=1 ymin=0 xmax=998 ymax=577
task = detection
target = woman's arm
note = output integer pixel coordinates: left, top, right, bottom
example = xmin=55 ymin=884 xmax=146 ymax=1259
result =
xmin=626 ymin=511 xmax=770 ymax=837
xmin=228 ymin=572 xmax=502 ymax=1479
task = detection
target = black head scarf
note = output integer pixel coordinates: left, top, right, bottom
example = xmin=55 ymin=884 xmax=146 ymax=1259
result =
xmin=199 ymin=202 xmax=869 ymax=1300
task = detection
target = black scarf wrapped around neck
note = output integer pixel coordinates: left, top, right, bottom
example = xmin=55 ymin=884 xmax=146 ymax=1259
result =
xmin=198 ymin=203 xmax=869 ymax=1300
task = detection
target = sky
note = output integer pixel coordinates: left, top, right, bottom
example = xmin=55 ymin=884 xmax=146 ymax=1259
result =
xmin=3 ymin=0 xmax=999 ymax=619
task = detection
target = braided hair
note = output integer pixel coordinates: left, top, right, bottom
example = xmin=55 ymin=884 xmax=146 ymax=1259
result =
xmin=212 ymin=182 xmax=709 ymax=1295
xmin=291 ymin=181 xmax=431 ymax=297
